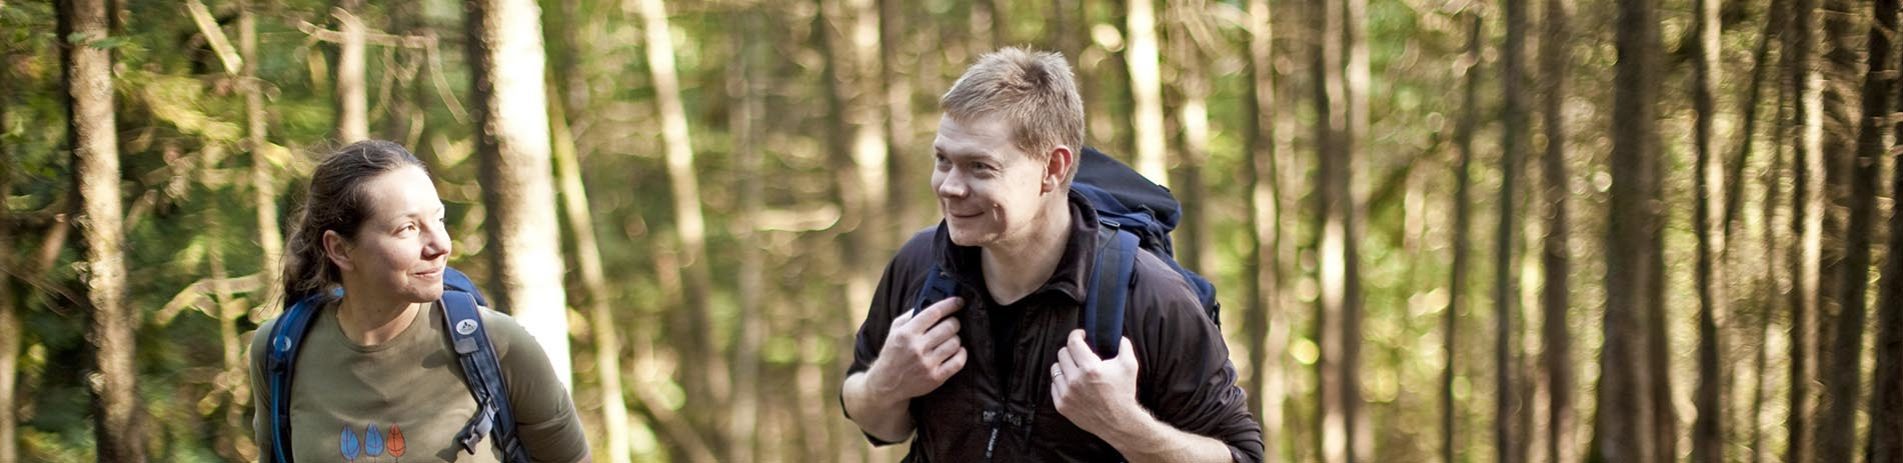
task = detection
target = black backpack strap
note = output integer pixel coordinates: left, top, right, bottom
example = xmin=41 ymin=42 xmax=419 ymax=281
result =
xmin=913 ymin=263 xmax=959 ymax=317
xmin=441 ymin=291 xmax=529 ymax=463
xmin=1084 ymin=227 xmax=1140 ymax=358
xmin=264 ymin=292 xmax=332 ymax=463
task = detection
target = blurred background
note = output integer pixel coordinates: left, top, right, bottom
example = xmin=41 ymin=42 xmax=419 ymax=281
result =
xmin=1 ymin=0 xmax=1899 ymax=461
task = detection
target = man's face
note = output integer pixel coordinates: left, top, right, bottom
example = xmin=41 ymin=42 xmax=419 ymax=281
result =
xmin=931 ymin=115 xmax=1056 ymax=248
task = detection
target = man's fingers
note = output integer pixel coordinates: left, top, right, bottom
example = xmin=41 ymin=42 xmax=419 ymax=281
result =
xmin=912 ymin=296 xmax=964 ymax=328
xmin=920 ymin=316 xmax=961 ymax=344
xmin=927 ymin=335 xmax=962 ymax=364
xmin=890 ymin=308 xmax=916 ymax=330
xmin=1056 ymin=345 xmax=1079 ymax=379
xmin=1066 ymin=329 xmax=1103 ymax=368
xmin=1115 ymin=337 xmax=1138 ymax=367
xmin=934 ymin=347 xmax=968 ymax=379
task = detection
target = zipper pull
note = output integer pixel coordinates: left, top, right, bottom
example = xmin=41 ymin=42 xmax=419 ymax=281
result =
xmin=984 ymin=427 xmax=1000 ymax=461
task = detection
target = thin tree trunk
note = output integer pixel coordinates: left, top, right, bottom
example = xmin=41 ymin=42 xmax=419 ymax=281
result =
xmin=1448 ymin=12 xmax=1480 ymax=463
xmin=1169 ymin=2 xmax=1208 ymax=272
xmin=725 ymin=10 xmax=766 ymax=462
xmin=0 ymin=41 xmax=16 ymax=463
xmin=334 ymin=0 xmax=368 ymax=142
xmin=1784 ymin=0 xmax=1821 ymax=458
xmin=240 ymin=0 xmax=282 ymax=315
xmin=816 ymin=1 xmax=885 ymax=460
xmin=1313 ymin=0 xmax=1363 ymax=460
xmin=61 ymin=0 xmax=141 ymax=459
xmin=1870 ymin=0 xmax=1903 ymax=453
xmin=879 ymin=0 xmax=916 ymax=230
xmin=1537 ymin=0 xmax=1574 ymax=459
xmin=1749 ymin=86 xmax=1785 ymax=463
xmin=1497 ymin=1 xmax=1529 ymax=461
xmin=1241 ymin=0 xmax=1284 ymax=459
xmin=1815 ymin=0 xmax=1875 ymax=459
xmin=465 ymin=0 xmax=573 ymax=387
xmin=1690 ymin=0 xmax=1726 ymax=460
xmin=630 ymin=0 xmax=724 ymax=431
xmin=550 ymin=85 xmax=633 ymax=463
xmin=971 ymin=0 xmax=1005 ymax=49
xmin=1596 ymin=0 xmax=1662 ymax=459
xmin=1340 ymin=0 xmax=1371 ymax=456
xmin=1126 ymin=0 xmax=1167 ymax=184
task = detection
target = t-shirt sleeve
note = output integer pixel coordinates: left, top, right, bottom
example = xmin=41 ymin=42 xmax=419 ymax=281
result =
xmin=1130 ymin=256 xmax=1265 ymax=463
xmin=485 ymin=310 xmax=590 ymax=463
xmin=249 ymin=318 xmax=276 ymax=457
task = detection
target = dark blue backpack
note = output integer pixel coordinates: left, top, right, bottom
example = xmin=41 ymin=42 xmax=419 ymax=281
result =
xmin=914 ymin=146 xmax=1222 ymax=358
xmin=262 ymin=267 xmax=528 ymax=463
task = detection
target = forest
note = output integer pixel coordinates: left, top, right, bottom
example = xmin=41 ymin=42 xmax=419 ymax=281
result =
xmin=1 ymin=0 xmax=1901 ymax=461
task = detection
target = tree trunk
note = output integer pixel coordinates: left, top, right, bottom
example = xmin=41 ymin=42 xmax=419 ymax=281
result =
xmin=1241 ymin=0 xmax=1285 ymax=459
xmin=1815 ymin=0 xmax=1875 ymax=459
xmin=61 ymin=0 xmax=142 ymax=459
xmin=725 ymin=10 xmax=767 ymax=462
xmin=1447 ymin=12 xmax=1480 ymax=463
xmin=334 ymin=0 xmax=368 ymax=142
xmin=817 ymin=0 xmax=887 ymax=459
xmin=879 ymin=0 xmax=917 ymax=230
xmin=1870 ymin=0 xmax=1903 ymax=453
xmin=1341 ymin=0 xmax=1371 ymax=456
xmin=630 ymin=0 xmax=725 ymax=431
xmin=465 ymin=0 xmax=573 ymax=387
xmin=1168 ymin=3 xmax=1208 ymax=273
xmin=1689 ymin=0 xmax=1726 ymax=460
xmin=1125 ymin=0 xmax=1167 ymax=184
xmin=1596 ymin=0 xmax=1662 ymax=459
xmin=240 ymin=0 xmax=282 ymax=314
xmin=1313 ymin=0 xmax=1364 ymax=460
xmin=1783 ymin=0 xmax=1821 ymax=458
xmin=549 ymin=85 xmax=633 ymax=463
xmin=1537 ymin=0 xmax=1575 ymax=460
xmin=0 ymin=41 xmax=16 ymax=463
xmin=1750 ymin=74 xmax=1785 ymax=463
xmin=1497 ymin=1 xmax=1529 ymax=461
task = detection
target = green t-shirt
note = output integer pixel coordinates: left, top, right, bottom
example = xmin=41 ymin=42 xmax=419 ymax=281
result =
xmin=250 ymin=300 xmax=587 ymax=462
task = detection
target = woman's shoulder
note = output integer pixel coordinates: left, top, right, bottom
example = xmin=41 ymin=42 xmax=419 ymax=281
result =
xmin=474 ymin=307 xmax=538 ymax=356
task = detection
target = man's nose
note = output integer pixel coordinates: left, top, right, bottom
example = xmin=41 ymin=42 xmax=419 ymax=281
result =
xmin=936 ymin=172 xmax=968 ymax=198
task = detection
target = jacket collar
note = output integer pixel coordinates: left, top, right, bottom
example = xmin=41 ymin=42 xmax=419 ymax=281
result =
xmin=933 ymin=189 xmax=1102 ymax=306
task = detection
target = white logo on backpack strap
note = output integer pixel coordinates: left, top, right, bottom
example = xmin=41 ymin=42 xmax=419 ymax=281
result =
xmin=455 ymin=319 xmax=478 ymax=335
xmin=274 ymin=335 xmax=291 ymax=353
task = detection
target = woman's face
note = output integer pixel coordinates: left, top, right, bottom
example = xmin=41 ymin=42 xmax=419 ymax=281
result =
xmin=325 ymin=165 xmax=451 ymax=304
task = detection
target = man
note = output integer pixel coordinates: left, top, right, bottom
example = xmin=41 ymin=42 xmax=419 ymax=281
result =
xmin=840 ymin=47 xmax=1263 ymax=462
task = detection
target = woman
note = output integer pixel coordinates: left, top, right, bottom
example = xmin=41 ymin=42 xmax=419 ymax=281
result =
xmin=250 ymin=140 xmax=587 ymax=462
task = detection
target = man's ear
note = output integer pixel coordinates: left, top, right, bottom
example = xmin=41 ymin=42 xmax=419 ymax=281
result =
xmin=322 ymin=230 xmax=354 ymax=273
xmin=1043 ymin=145 xmax=1075 ymax=194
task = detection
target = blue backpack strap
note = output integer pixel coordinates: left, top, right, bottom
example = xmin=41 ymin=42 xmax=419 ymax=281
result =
xmin=441 ymin=290 xmax=529 ymax=463
xmin=913 ymin=263 xmax=959 ymax=317
xmin=1084 ymin=227 xmax=1140 ymax=358
xmin=264 ymin=290 xmax=336 ymax=463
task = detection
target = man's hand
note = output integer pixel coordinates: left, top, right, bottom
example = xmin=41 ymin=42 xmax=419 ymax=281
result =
xmin=866 ymin=297 xmax=968 ymax=401
xmin=1051 ymin=329 xmax=1142 ymax=436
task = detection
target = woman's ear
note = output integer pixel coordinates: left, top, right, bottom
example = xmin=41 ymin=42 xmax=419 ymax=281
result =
xmin=322 ymin=230 xmax=354 ymax=272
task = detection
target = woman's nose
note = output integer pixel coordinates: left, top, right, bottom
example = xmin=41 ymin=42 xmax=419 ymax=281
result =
xmin=421 ymin=226 xmax=451 ymax=259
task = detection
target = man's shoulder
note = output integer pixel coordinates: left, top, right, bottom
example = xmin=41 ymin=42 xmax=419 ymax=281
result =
xmin=1122 ymin=250 xmax=1206 ymax=323
xmin=887 ymin=225 xmax=942 ymax=274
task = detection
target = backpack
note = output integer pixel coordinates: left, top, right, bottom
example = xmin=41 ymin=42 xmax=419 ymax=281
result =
xmin=262 ymin=267 xmax=528 ymax=463
xmin=914 ymin=146 xmax=1222 ymax=358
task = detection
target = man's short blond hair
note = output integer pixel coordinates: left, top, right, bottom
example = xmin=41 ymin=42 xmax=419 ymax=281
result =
xmin=940 ymin=47 xmax=1086 ymax=172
